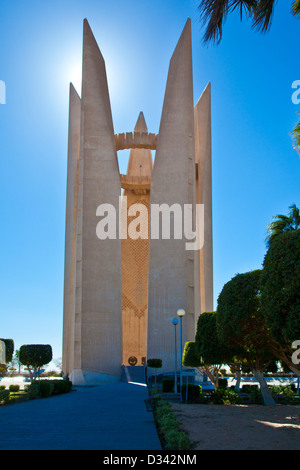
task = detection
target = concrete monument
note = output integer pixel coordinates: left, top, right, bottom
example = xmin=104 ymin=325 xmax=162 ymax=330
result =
xmin=62 ymin=18 xmax=213 ymax=385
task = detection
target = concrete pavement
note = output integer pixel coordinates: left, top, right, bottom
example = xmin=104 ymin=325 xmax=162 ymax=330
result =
xmin=0 ymin=382 xmax=162 ymax=450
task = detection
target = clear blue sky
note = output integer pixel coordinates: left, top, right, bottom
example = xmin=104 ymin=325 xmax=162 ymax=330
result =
xmin=0 ymin=0 xmax=299 ymax=364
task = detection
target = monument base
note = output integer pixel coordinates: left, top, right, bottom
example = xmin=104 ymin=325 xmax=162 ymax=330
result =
xmin=69 ymin=369 xmax=120 ymax=386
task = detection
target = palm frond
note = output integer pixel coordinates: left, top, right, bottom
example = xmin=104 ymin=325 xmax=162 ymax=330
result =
xmin=289 ymin=204 xmax=300 ymax=229
xmin=291 ymin=111 xmax=300 ymax=155
xmin=266 ymin=204 xmax=300 ymax=247
xmin=252 ymin=0 xmax=277 ymax=33
xmin=292 ymin=0 xmax=300 ymax=17
xmin=198 ymin=0 xmax=257 ymax=43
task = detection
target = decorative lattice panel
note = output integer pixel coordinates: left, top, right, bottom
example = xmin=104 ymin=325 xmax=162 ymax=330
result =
xmin=121 ymin=190 xmax=150 ymax=365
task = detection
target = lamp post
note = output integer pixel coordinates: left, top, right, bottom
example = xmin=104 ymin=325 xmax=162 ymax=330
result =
xmin=177 ymin=309 xmax=185 ymax=401
xmin=172 ymin=318 xmax=179 ymax=393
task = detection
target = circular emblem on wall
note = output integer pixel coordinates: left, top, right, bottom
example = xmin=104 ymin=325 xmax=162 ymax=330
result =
xmin=128 ymin=356 xmax=138 ymax=366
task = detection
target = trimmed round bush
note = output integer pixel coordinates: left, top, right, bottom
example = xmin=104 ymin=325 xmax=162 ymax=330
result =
xmin=9 ymin=384 xmax=20 ymax=392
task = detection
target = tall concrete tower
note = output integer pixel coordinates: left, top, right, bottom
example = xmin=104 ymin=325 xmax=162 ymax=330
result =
xmin=62 ymin=18 xmax=213 ymax=385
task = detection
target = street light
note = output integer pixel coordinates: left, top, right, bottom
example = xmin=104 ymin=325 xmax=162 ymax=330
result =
xmin=177 ymin=309 xmax=185 ymax=401
xmin=172 ymin=318 xmax=179 ymax=393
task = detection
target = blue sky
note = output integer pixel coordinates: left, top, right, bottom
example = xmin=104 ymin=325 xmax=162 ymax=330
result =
xmin=0 ymin=0 xmax=299 ymax=364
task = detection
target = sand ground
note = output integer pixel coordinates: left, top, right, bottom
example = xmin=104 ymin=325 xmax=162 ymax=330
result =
xmin=171 ymin=403 xmax=300 ymax=450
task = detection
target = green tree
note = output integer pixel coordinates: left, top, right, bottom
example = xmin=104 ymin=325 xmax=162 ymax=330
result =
xmin=19 ymin=344 xmax=52 ymax=383
xmin=195 ymin=311 xmax=235 ymax=388
xmin=14 ymin=350 xmax=22 ymax=375
xmin=266 ymin=204 xmax=300 ymax=248
xmin=198 ymin=0 xmax=300 ymax=44
xmin=217 ymin=270 xmax=276 ymax=405
xmin=261 ymin=229 xmax=300 ymax=376
xmin=182 ymin=340 xmax=212 ymax=384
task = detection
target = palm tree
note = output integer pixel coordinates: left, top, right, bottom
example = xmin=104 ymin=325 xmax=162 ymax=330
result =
xmin=291 ymin=111 xmax=300 ymax=155
xmin=266 ymin=204 xmax=300 ymax=247
xmin=198 ymin=0 xmax=300 ymax=43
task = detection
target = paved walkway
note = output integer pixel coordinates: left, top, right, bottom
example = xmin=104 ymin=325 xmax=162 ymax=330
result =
xmin=0 ymin=382 xmax=162 ymax=450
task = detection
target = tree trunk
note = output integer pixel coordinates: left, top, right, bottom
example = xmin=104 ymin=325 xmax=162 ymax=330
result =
xmin=253 ymin=369 xmax=276 ymax=406
xmin=215 ymin=369 xmax=219 ymax=389
xmin=235 ymin=369 xmax=241 ymax=391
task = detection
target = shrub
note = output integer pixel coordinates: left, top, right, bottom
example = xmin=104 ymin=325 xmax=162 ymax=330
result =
xmin=249 ymin=387 xmax=264 ymax=404
xmin=0 ymin=390 xmax=10 ymax=404
xmin=51 ymin=379 xmax=72 ymax=394
xmin=25 ymin=383 xmax=40 ymax=399
xmin=155 ymin=401 xmax=191 ymax=450
xmin=241 ymin=384 xmax=259 ymax=394
xmin=211 ymin=388 xmax=241 ymax=404
xmin=162 ymin=378 xmax=174 ymax=393
xmin=40 ymin=380 xmax=54 ymax=398
xmin=270 ymin=385 xmax=296 ymax=404
xmin=218 ymin=378 xmax=228 ymax=389
xmin=181 ymin=384 xmax=202 ymax=403
xmin=147 ymin=359 xmax=162 ymax=369
xmin=19 ymin=344 xmax=52 ymax=377
xmin=0 ymin=385 xmax=6 ymax=390
xmin=9 ymin=384 xmax=20 ymax=392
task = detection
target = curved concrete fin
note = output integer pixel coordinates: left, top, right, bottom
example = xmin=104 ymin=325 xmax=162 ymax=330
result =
xmin=78 ymin=19 xmax=122 ymax=380
xmin=151 ymin=18 xmax=193 ymax=182
xmin=194 ymin=82 xmax=213 ymax=313
xmin=63 ymin=82 xmax=81 ymax=377
xmin=147 ymin=19 xmax=196 ymax=372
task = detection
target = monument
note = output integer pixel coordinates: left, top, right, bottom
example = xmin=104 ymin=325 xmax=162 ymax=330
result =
xmin=62 ymin=18 xmax=213 ymax=385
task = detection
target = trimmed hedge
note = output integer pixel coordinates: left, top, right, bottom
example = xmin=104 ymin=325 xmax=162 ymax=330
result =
xmin=181 ymin=384 xmax=202 ymax=402
xmin=147 ymin=359 xmax=162 ymax=369
xmin=9 ymin=384 xmax=20 ymax=392
xmin=25 ymin=379 xmax=72 ymax=399
xmin=162 ymin=378 xmax=175 ymax=393
xmin=51 ymin=379 xmax=72 ymax=394
xmin=0 ymin=385 xmax=6 ymax=390
xmin=0 ymin=390 xmax=10 ymax=404
xmin=25 ymin=383 xmax=40 ymax=399
xmin=155 ymin=400 xmax=191 ymax=450
xmin=40 ymin=380 xmax=54 ymax=398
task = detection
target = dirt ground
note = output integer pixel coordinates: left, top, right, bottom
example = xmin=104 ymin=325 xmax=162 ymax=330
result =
xmin=171 ymin=403 xmax=300 ymax=450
